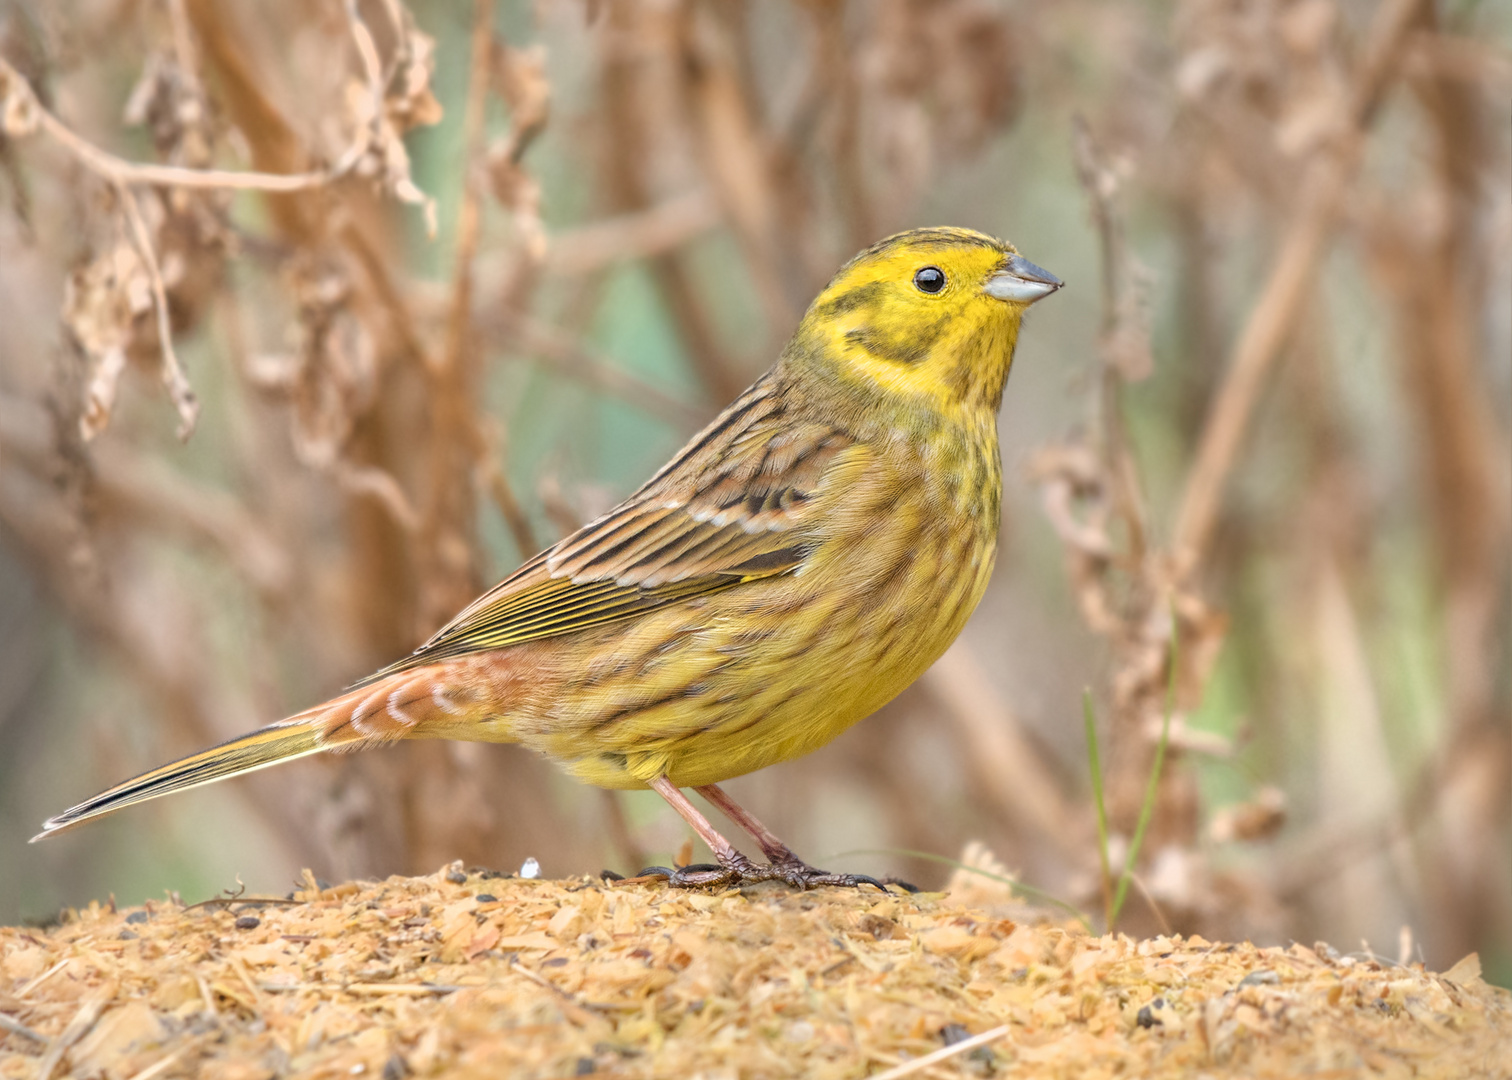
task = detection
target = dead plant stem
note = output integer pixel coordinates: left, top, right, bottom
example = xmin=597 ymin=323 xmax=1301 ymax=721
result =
xmin=116 ymin=182 xmax=199 ymax=440
xmin=1172 ymin=0 xmax=1431 ymax=570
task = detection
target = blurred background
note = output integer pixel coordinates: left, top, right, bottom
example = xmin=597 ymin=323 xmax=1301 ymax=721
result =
xmin=0 ymin=0 xmax=1507 ymax=983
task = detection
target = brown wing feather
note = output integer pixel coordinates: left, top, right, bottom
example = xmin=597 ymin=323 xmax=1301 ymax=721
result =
xmin=364 ymin=375 xmax=860 ymax=681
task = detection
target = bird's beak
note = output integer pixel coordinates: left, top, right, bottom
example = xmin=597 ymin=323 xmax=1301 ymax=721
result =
xmin=985 ymin=254 xmax=1063 ymax=304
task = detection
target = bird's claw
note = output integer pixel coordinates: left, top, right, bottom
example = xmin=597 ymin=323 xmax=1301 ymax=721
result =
xmin=769 ymin=858 xmax=890 ymax=892
xmin=634 ymin=863 xmax=735 ymax=888
xmin=636 ymin=855 xmax=890 ymax=892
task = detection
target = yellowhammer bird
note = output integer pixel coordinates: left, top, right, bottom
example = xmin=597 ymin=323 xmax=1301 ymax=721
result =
xmin=35 ymin=227 xmax=1061 ymax=889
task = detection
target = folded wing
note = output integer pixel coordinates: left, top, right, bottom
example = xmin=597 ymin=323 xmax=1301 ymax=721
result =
xmin=369 ymin=376 xmax=861 ymax=676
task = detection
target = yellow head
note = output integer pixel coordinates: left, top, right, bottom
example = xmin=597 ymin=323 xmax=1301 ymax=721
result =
xmin=785 ymin=227 xmax=1061 ymax=420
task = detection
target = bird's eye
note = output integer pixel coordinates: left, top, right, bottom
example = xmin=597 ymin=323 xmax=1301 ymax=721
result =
xmin=913 ymin=266 xmax=946 ymax=294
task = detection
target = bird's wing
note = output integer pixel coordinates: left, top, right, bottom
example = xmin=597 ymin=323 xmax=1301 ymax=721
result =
xmin=369 ymin=377 xmax=862 ymax=675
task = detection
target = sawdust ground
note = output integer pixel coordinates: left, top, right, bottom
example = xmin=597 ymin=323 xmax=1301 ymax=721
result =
xmin=2 ymin=864 xmax=1508 ymax=1079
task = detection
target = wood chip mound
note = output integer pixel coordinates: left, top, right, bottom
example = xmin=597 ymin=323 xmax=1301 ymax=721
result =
xmin=2 ymin=864 xmax=1507 ymax=1079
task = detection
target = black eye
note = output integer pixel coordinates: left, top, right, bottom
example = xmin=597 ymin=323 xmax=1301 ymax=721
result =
xmin=913 ymin=266 xmax=946 ymax=293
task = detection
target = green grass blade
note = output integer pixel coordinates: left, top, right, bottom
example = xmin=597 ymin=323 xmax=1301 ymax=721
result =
xmin=1084 ymin=688 xmax=1114 ymax=931
xmin=1109 ymin=615 xmax=1179 ymax=927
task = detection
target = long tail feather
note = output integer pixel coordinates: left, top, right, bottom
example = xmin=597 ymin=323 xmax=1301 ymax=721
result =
xmin=31 ymin=721 xmax=324 ymax=842
xmin=33 ymin=663 xmax=508 ymax=842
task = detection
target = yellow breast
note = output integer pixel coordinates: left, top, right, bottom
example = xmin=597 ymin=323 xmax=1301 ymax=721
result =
xmin=517 ymin=426 xmax=1002 ymax=790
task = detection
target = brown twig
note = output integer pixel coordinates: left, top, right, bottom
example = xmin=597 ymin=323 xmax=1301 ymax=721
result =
xmin=0 ymin=56 xmax=355 ymax=194
xmin=0 ymin=392 xmax=290 ymax=596
xmin=922 ymin=644 xmax=1078 ymax=851
xmin=1402 ymin=30 xmax=1512 ymax=90
xmin=544 ymin=189 xmax=721 ymax=277
xmin=474 ymin=417 xmax=541 ymax=558
xmin=1071 ymin=117 xmax=1151 ymax=557
xmin=434 ymin=0 xmax=538 ymax=567
xmin=597 ymin=2 xmax=745 ymax=403
xmin=333 ymin=461 xmax=422 ymax=535
xmin=0 ymin=500 xmax=321 ymax=870
xmin=678 ymin=3 xmax=797 ymax=334
xmin=503 ymin=317 xmax=706 ymax=429
xmin=0 ymin=0 xmax=421 ymax=444
xmin=598 ymin=789 xmax=649 ymax=875
xmin=1171 ymin=0 xmax=1432 ymax=571
xmin=1047 ymin=116 xmax=1194 ymax=856
xmin=116 ymin=184 xmax=200 ymax=439
xmin=805 ymin=0 xmax=873 ymax=254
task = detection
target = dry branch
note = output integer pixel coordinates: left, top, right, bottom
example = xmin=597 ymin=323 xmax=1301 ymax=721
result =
xmin=1171 ymin=0 xmax=1432 ymax=571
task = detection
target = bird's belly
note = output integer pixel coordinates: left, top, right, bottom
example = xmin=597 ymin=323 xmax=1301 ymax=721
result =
xmin=516 ymin=507 xmax=998 ymax=790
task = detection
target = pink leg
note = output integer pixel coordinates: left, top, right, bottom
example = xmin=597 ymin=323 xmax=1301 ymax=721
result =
xmin=648 ymin=776 xmax=746 ymax=866
xmin=696 ymin=782 xmax=890 ymax=891
xmin=694 ymin=783 xmax=800 ymax=865
xmin=643 ymin=776 xmax=889 ymax=892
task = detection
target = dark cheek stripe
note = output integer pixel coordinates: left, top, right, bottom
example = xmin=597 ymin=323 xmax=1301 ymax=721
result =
xmin=847 ymin=312 xmax=952 ymax=366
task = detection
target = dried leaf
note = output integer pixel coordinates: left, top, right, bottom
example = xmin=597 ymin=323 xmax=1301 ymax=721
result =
xmin=64 ymin=240 xmax=155 ymax=441
xmin=0 ymin=59 xmax=41 ymax=137
xmin=1209 ymin=787 xmax=1288 ymax=843
xmin=340 ymin=8 xmax=443 ymax=234
xmin=486 ymin=43 xmax=551 ymax=261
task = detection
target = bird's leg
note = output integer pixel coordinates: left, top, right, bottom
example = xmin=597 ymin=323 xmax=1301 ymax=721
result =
xmin=693 ymin=782 xmax=888 ymax=891
xmin=638 ymin=778 xmax=885 ymax=890
xmin=638 ymin=777 xmax=764 ymax=888
xmin=693 ymin=782 xmax=800 ymax=864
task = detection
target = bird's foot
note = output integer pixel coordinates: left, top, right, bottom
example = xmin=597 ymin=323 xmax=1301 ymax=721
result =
xmin=636 ymin=853 xmax=889 ymax=892
xmin=765 ymin=856 xmax=891 ymax=892
xmin=633 ymin=861 xmax=736 ymax=889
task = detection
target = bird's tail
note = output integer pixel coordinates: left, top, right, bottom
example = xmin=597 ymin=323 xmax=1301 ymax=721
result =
xmin=32 ymin=665 xmax=499 ymax=841
xmin=32 ymin=720 xmax=325 ymax=841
